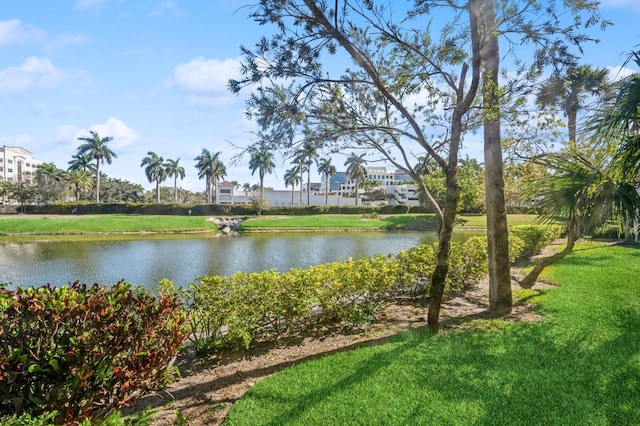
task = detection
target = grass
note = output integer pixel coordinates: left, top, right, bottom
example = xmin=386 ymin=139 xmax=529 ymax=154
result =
xmin=0 ymin=215 xmax=219 ymax=236
xmin=239 ymin=213 xmax=541 ymax=231
xmin=0 ymin=213 xmax=543 ymax=236
xmin=225 ymin=242 xmax=640 ymax=425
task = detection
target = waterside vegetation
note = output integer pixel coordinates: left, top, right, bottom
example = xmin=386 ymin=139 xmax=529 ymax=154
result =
xmin=225 ymin=243 xmax=640 ymax=425
xmin=0 ymin=213 xmax=543 ymax=237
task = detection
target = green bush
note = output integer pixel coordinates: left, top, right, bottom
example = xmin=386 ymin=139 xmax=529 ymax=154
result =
xmin=0 ymin=282 xmax=187 ymax=424
xmin=510 ymin=225 xmax=561 ymax=258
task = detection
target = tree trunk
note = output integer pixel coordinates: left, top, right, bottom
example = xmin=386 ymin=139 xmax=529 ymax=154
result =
xmin=519 ymin=217 xmax=577 ymax=288
xmin=325 ymin=176 xmax=329 ymax=205
xmin=427 ymin=164 xmax=459 ymax=332
xmin=567 ymin=108 xmax=577 ymax=153
xmin=478 ymin=0 xmax=512 ymax=315
xmin=95 ymin=162 xmax=100 ymax=204
xmin=156 ymin=180 xmax=160 ymax=204
xmin=307 ymin=170 xmax=311 ymax=205
xmin=174 ymin=177 xmax=178 ymax=203
xmin=355 ymin=179 xmax=359 ymax=206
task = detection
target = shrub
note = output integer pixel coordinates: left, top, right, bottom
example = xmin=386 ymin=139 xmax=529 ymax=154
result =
xmin=0 ymin=282 xmax=187 ymax=424
xmin=510 ymin=225 xmax=561 ymax=258
xmin=447 ymin=237 xmax=489 ymax=290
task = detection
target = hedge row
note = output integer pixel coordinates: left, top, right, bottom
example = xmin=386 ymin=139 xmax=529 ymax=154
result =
xmin=23 ymin=203 xmax=431 ymax=216
xmin=0 ymin=282 xmax=187 ymax=425
xmin=172 ymin=225 xmax=559 ymax=354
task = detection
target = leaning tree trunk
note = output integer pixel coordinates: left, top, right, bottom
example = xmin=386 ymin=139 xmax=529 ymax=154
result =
xmin=427 ymin=165 xmax=460 ymax=332
xmin=477 ymin=0 xmax=512 ymax=315
xmin=519 ymin=216 xmax=578 ymax=288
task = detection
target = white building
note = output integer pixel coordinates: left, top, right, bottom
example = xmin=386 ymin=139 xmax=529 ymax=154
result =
xmin=217 ymin=165 xmax=421 ymax=207
xmin=0 ymin=146 xmax=43 ymax=183
xmin=216 ymin=181 xmax=359 ymax=206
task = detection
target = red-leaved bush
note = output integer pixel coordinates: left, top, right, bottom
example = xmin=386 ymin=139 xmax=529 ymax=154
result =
xmin=0 ymin=281 xmax=187 ymax=425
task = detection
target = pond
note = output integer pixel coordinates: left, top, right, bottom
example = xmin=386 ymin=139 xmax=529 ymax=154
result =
xmin=0 ymin=231 xmax=480 ymax=291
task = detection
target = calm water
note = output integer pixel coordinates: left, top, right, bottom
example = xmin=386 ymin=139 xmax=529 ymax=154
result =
xmin=0 ymin=232 xmax=479 ymax=291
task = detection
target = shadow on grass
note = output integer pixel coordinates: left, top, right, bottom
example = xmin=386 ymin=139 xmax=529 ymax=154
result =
xmin=226 ymin=306 xmax=640 ymax=425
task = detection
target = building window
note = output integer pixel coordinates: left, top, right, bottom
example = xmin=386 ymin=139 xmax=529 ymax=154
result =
xmin=8 ymin=168 xmax=12 ymax=173
xmin=26 ymin=163 xmax=30 ymax=167
xmin=220 ymin=188 xmax=232 ymax=194
xmin=7 ymin=159 xmax=12 ymax=164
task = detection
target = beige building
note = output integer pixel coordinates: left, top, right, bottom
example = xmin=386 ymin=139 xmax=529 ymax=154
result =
xmin=0 ymin=146 xmax=43 ymax=183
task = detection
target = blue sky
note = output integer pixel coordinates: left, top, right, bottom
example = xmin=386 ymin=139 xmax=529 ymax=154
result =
xmin=0 ymin=1 xmax=638 ymax=192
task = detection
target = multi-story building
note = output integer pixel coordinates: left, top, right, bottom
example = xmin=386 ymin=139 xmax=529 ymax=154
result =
xmin=0 ymin=146 xmax=43 ymax=183
xmin=316 ymin=166 xmax=421 ymax=206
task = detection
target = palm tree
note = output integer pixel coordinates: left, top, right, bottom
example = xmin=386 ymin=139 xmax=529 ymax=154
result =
xmin=317 ymin=157 xmax=337 ymax=205
xmin=194 ymin=149 xmax=225 ymax=204
xmin=519 ymin=153 xmax=640 ymax=288
xmin=295 ymin=140 xmax=318 ymax=205
xmin=35 ymin=162 xmax=64 ymax=204
xmin=76 ymin=131 xmax=117 ymax=204
xmin=68 ymin=152 xmax=96 ymax=173
xmin=211 ymin=159 xmax=227 ymax=204
xmin=592 ymin=50 xmax=640 ymax=175
xmin=284 ymin=165 xmax=301 ymax=206
xmin=248 ymin=146 xmax=275 ymax=202
xmin=164 ymin=158 xmax=186 ymax=203
xmin=141 ymin=151 xmax=168 ymax=204
xmin=537 ymin=64 xmax=611 ymax=152
xmin=344 ymin=152 xmax=367 ymax=206
xmin=65 ymin=169 xmax=94 ymax=202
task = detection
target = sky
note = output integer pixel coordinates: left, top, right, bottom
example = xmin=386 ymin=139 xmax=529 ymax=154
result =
xmin=0 ymin=0 xmax=639 ymax=193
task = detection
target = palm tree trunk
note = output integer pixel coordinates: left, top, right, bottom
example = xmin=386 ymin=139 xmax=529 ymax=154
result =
xmin=307 ymin=169 xmax=311 ymax=206
xmin=519 ymin=217 xmax=577 ymax=288
xmin=291 ymin=185 xmax=295 ymax=206
xmin=567 ymin=109 xmax=577 ymax=153
xmin=325 ymin=176 xmax=329 ymax=205
xmin=174 ymin=177 xmax=178 ymax=203
xmin=478 ymin=0 xmax=511 ymax=316
xmin=156 ymin=180 xmax=160 ymax=204
xmin=95 ymin=162 xmax=100 ymax=204
xmin=354 ymin=178 xmax=359 ymax=206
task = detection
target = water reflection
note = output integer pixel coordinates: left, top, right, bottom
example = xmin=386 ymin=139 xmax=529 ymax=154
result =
xmin=0 ymin=231 xmax=480 ymax=291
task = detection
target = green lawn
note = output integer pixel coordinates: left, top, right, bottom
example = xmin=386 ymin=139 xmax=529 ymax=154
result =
xmin=0 ymin=213 xmax=543 ymax=236
xmin=0 ymin=215 xmax=219 ymax=236
xmin=239 ymin=214 xmax=541 ymax=231
xmin=225 ymin=243 xmax=640 ymax=425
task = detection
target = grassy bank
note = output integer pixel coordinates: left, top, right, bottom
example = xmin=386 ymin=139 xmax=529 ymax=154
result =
xmin=238 ymin=213 xmax=541 ymax=232
xmin=225 ymin=243 xmax=640 ymax=425
xmin=0 ymin=213 xmax=542 ymax=236
xmin=0 ymin=215 xmax=219 ymax=236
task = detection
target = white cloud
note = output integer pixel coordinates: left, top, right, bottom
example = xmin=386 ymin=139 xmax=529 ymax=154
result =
xmin=599 ymin=0 xmax=640 ymax=12
xmin=55 ymin=124 xmax=81 ymax=142
xmin=75 ymin=0 xmax=108 ymax=11
xmin=0 ymin=134 xmax=32 ymax=146
xmin=87 ymin=117 xmax=139 ymax=149
xmin=169 ymin=56 xmax=239 ymax=93
xmin=0 ymin=57 xmax=64 ymax=95
xmin=608 ymin=65 xmax=635 ymax=81
xmin=167 ymin=56 xmax=242 ymax=108
xmin=0 ymin=19 xmax=45 ymax=47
